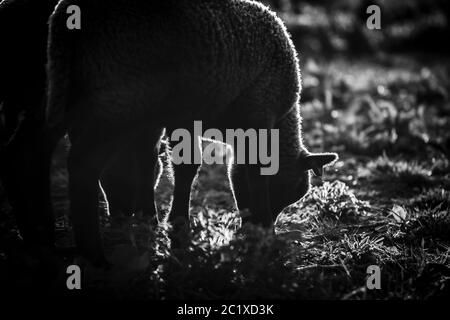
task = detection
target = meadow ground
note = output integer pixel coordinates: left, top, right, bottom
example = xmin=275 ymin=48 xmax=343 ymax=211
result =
xmin=2 ymin=54 xmax=447 ymax=300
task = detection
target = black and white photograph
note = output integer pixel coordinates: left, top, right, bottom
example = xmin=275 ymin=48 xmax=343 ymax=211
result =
xmin=0 ymin=0 xmax=449 ymax=307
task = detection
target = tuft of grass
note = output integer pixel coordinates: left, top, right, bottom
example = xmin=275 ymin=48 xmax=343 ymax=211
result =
xmin=402 ymin=207 xmax=450 ymax=245
xmin=395 ymin=192 xmax=450 ymax=246
xmin=408 ymin=188 xmax=450 ymax=210
xmin=295 ymin=180 xmax=373 ymax=224
xmin=357 ymin=155 xmax=436 ymax=198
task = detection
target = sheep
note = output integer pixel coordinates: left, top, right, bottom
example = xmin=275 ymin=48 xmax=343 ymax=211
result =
xmin=47 ymin=0 xmax=338 ymax=266
xmin=0 ymin=0 xmax=61 ymax=247
xmin=0 ymin=0 xmax=160 ymax=252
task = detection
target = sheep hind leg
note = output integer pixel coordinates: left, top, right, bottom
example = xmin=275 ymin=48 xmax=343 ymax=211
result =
xmin=67 ymin=122 xmax=124 ymax=268
xmin=100 ymin=127 xmax=163 ymax=228
xmin=100 ymin=147 xmax=138 ymax=220
xmin=229 ymin=164 xmax=252 ymax=223
xmin=133 ymin=127 xmax=165 ymax=225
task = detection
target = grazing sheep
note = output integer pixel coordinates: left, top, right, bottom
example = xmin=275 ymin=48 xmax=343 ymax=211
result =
xmin=47 ymin=0 xmax=338 ymax=265
xmin=0 ymin=0 xmax=160 ymax=250
xmin=0 ymin=0 xmax=61 ymax=246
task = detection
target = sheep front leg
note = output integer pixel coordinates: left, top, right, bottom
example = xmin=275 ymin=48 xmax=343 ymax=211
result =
xmin=231 ymin=160 xmax=273 ymax=228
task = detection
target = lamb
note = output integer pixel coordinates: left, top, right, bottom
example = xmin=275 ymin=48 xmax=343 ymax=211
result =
xmin=0 ymin=0 xmax=160 ymax=251
xmin=47 ymin=0 xmax=338 ymax=266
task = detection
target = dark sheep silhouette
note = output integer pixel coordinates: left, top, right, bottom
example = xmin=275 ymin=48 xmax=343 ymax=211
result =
xmin=0 ymin=0 xmax=61 ymax=247
xmin=0 ymin=0 xmax=159 ymax=252
xmin=47 ymin=0 xmax=337 ymax=266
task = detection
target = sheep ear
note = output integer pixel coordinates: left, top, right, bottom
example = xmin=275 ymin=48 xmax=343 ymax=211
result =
xmin=301 ymin=153 xmax=338 ymax=176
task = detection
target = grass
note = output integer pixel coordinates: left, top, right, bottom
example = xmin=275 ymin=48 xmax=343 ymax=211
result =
xmin=1 ymin=55 xmax=449 ymax=300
